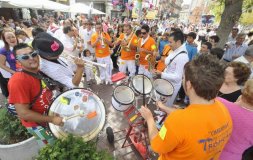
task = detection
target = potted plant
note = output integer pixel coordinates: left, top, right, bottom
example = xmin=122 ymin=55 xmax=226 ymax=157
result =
xmin=0 ymin=108 xmax=41 ymax=160
xmin=37 ymin=134 xmax=113 ymax=160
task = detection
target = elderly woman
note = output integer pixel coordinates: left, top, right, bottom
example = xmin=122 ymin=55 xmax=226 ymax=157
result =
xmin=0 ymin=27 xmax=18 ymax=97
xmin=218 ymin=61 xmax=251 ymax=102
xmin=219 ymin=79 xmax=253 ymax=160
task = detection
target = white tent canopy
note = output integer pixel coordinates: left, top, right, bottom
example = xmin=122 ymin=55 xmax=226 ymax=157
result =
xmin=69 ymin=3 xmax=105 ymax=15
xmin=0 ymin=0 xmax=105 ymax=14
xmin=0 ymin=0 xmax=69 ymax=12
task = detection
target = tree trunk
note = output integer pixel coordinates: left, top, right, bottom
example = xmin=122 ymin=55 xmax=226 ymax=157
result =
xmin=216 ymin=0 xmax=243 ymax=48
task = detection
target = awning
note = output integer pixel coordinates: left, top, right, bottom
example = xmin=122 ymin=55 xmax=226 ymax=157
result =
xmin=69 ymin=3 xmax=105 ymax=15
xmin=0 ymin=0 xmax=69 ymax=12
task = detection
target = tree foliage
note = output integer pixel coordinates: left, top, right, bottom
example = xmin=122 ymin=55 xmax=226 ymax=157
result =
xmin=210 ymin=0 xmax=253 ymax=25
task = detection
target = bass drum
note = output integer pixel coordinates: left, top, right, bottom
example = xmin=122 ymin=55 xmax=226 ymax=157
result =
xmin=48 ymin=88 xmax=106 ymax=142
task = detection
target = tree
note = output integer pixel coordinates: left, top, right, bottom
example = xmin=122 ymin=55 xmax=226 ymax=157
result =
xmin=210 ymin=0 xmax=253 ymax=48
xmin=216 ymin=0 xmax=244 ymax=48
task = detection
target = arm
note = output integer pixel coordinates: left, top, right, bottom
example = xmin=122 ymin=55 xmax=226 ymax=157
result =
xmin=0 ymin=55 xmax=16 ymax=74
xmin=15 ymin=103 xmax=63 ymax=126
xmin=139 ymin=106 xmax=159 ymax=140
xmin=91 ymin=36 xmax=100 ymax=48
xmin=156 ymin=101 xmax=178 ymax=114
xmin=72 ymin=58 xmax=85 ymax=87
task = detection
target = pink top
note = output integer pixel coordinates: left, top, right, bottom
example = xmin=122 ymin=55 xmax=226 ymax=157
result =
xmin=218 ymin=97 xmax=253 ymax=160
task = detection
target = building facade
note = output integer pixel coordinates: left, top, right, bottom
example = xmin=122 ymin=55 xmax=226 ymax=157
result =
xmin=159 ymin=0 xmax=183 ymax=20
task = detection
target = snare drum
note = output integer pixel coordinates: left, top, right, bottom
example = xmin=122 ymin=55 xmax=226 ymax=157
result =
xmin=151 ymin=79 xmax=174 ymax=102
xmin=48 ymin=88 xmax=106 ymax=142
xmin=112 ymin=85 xmax=135 ymax=112
xmin=131 ymin=74 xmax=153 ymax=95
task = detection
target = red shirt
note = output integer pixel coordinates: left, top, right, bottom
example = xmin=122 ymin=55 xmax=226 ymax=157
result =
xmin=8 ymin=72 xmax=53 ymax=127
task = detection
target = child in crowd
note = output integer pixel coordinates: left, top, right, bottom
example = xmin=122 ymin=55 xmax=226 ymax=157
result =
xmin=82 ymin=49 xmax=95 ymax=86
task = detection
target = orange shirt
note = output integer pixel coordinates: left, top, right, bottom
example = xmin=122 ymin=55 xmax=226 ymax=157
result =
xmin=118 ymin=33 xmax=138 ymax=60
xmin=151 ymin=99 xmax=233 ymax=160
xmin=156 ymin=60 xmax=166 ymax=72
xmin=138 ymin=36 xmax=156 ymax=66
xmin=91 ymin=32 xmax=111 ymax=58
xmin=162 ymin=45 xmax=172 ymax=56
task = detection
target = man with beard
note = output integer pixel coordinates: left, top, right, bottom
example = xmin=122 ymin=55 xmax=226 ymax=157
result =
xmin=8 ymin=43 xmax=63 ymax=146
xmin=139 ymin=54 xmax=233 ymax=160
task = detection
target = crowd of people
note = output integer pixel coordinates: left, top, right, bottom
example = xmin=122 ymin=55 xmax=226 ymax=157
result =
xmin=0 ymin=14 xmax=253 ymax=160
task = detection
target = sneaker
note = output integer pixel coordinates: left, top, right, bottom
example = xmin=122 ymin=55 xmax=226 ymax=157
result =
xmin=100 ymin=80 xmax=105 ymax=85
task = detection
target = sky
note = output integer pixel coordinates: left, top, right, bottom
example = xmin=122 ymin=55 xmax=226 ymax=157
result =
xmin=183 ymin=0 xmax=192 ymax=4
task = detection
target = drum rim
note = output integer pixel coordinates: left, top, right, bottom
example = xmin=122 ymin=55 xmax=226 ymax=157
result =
xmin=131 ymin=74 xmax=153 ymax=95
xmin=47 ymin=88 xmax=106 ymax=141
xmin=111 ymin=96 xmax=132 ymax=112
xmin=153 ymin=79 xmax=174 ymax=96
xmin=113 ymin=85 xmax=135 ymax=105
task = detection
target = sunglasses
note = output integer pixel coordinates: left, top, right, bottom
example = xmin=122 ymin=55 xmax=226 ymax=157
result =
xmin=16 ymin=51 xmax=38 ymax=61
xmin=141 ymin=32 xmax=147 ymax=35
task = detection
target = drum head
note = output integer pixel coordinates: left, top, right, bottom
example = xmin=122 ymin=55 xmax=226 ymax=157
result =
xmin=113 ymin=85 xmax=134 ymax=105
xmin=48 ymin=88 xmax=106 ymax=142
xmin=111 ymin=97 xmax=132 ymax=112
xmin=131 ymin=74 xmax=153 ymax=95
xmin=153 ymin=79 xmax=174 ymax=96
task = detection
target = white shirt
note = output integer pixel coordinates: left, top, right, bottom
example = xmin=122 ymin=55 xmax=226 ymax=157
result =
xmin=40 ymin=57 xmax=76 ymax=88
xmin=79 ymin=28 xmax=95 ymax=53
xmin=0 ymin=40 xmax=4 ymax=49
xmin=54 ymin=26 xmax=64 ymax=40
xmin=223 ymin=42 xmax=248 ymax=62
xmin=162 ymin=44 xmax=189 ymax=86
xmin=60 ymin=34 xmax=79 ymax=57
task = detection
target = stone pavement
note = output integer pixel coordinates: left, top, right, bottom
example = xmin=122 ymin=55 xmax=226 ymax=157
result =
xmin=83 ymin=81 xmax=156 ymax=160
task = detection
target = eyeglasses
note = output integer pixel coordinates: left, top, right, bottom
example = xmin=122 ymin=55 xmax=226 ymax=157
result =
xmin=141 ymin=32 xmax=147 ymax=35
xmin=16 ymin=51 xmax=38 ymax=61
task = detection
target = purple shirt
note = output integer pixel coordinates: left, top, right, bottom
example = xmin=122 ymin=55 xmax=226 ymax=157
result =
xmin=218 ymin=97 xmax=253 ymax=160
xmin=0 ymin=47 xmax=16 ymax=71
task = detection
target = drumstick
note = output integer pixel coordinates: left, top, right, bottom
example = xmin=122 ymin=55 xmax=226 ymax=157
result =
xmin=62 ymin=110 xmax=97 ymax=122
xmin=142 ymin=74 xmax=145 ymax=106
xmin=62 ymin=110 xmax=85 ymax=122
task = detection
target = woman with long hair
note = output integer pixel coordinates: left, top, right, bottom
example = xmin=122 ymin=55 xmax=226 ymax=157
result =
xmin=0 ymin=27 xmax=18 ymax=97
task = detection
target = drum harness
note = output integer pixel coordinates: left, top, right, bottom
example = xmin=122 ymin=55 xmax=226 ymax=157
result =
xmin=7 ymin=70 xmax=65 ymax=117
xmin=166 ymin=51 xmax=187 ymax=67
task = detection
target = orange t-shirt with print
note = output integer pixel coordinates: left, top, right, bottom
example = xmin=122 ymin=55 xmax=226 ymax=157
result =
xmin=138 ymin=36 xmax=156 ymax=66
xmin=151 ymin=99 xmax=233 ymax=160
xmin=91 ymin=32 xmax=111 ymax=58
xmin=118 ymin=33 xmax=138 ymax=60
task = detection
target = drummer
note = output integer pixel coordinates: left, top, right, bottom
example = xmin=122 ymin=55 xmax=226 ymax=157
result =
xmin=32 ymin=32 xmax=85 ymax=89
xmin=8 ymin=43 xmax=63 ymax=146
xmin=139 ymin=54 xmax=233 ymax=160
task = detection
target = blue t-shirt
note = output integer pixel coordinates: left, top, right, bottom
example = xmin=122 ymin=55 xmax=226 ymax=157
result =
xmin=185 ymin=42 xmax=198 ymax=61
xmin=159 ymin=40 xmax=169 ymax=55
xmin=0 ymin=47 xmax=16 ymax=71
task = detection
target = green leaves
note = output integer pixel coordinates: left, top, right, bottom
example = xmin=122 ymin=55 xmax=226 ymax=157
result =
xmin=36 ymin=135 xmax=113 ymax=160
xmin=0 ymin=108 xmax=31 ymax=144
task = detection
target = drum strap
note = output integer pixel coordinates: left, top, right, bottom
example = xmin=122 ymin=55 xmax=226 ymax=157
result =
xmin=22 ymin=70 xmax=65 ymax=91
xmin=166 ymin=51 xmax=187 ymax=67
xmin=21 ymin=70 xmax=42 ymax=109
